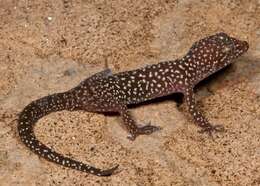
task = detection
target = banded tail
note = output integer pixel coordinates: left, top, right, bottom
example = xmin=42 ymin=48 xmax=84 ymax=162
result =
xmin=18 ymin=91 xmax=118 ymax=176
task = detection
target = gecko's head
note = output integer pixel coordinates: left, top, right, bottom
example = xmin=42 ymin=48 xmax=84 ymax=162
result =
xmin=208 ymin=32 xmax=249 ymax=63
xmin=188 ymin=32 xmax=249 ymax=73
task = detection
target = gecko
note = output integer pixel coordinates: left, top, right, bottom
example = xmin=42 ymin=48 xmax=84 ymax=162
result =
xmin=18 ymin=32 xmax=249 ymax=176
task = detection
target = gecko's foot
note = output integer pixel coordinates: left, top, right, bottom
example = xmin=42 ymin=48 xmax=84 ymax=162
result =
xmin=198 ymin=124 xmax=224 ymax=136
xmin=127 ymin=124 xmax=162 ymax=141
xmin=137 ymin=124 xmax=162 ymax=135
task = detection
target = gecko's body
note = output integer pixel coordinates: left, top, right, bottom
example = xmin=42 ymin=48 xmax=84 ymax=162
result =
xmin=18 ymin=33 xmax=249 ymax=176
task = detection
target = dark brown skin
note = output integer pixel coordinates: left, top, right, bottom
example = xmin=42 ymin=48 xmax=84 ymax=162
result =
xmin=18 ymin=32 xmax=249 ymax=176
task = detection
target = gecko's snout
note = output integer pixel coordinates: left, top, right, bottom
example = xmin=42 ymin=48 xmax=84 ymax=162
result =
xmin=242 ymin=40 xmax=249 ymax=52
xmin=233 ymin=39 xmax=249 ymax=57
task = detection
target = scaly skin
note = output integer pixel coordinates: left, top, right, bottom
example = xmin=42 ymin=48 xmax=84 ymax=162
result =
xmin=18 ymin=32 xmax=249 ymax=176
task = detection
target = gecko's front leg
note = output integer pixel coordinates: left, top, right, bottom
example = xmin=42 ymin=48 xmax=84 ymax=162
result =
xmin=119 ymin=105 xmax=161 ymax=140
xmin=184 ymin=88 xmax=224 ymax=135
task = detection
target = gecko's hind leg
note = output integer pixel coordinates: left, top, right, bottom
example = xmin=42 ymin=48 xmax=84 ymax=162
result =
xmin=118 ymin=105 xmax=161 ymax=141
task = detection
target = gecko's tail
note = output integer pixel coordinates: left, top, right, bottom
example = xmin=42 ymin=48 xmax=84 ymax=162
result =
xmin=18 ymin=91 xmax=119 ymax=176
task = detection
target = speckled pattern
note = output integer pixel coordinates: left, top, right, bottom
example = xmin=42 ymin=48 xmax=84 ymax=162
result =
xmin=17 ymin=33 xmax=249 ymax=176
xmin=0 ymin=0 xmax=260 ymax=185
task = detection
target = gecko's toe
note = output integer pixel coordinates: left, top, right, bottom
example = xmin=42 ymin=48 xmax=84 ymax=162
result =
xmin=198 ymin=124 xmax=225 ymax=136
xmin=137 ymin=124 xmax=162 ymax=135
xmin=213 ymin=124 xmax=225 ymax=132
xmin=127 ymin=133 xmax=137 ymax=141
xmin=127 ymin=124 xmax=161 ymax=140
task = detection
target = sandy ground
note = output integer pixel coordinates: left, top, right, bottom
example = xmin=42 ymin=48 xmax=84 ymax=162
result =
xmin=0 ymin=0 xmax=260 ymax=185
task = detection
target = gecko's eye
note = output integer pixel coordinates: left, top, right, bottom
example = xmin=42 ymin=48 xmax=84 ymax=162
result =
xmin=219 ymin=36 xmax=224 ymax=40
xmin=217 ymin=32 xmax=228 ymax=40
